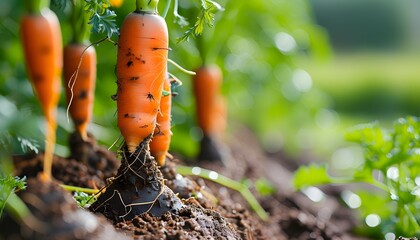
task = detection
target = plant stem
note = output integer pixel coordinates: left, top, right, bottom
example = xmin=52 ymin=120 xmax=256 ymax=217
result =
xmin=161 ymin=0 xmax=171 ymax=18
xmin=70 ymin=0 xmax=91 ymax=44
xmin=25 ymin=0 xmax=50 ymax=14
xmin=136 ymin=0 xmax=159 ymax=13
xmin=168 ymin=59 xmax=196 ymax=75
xmin=60 ymin=184 xmax=99 ymax=194
xmin=176 ymin=165 xmax=269 ymax=221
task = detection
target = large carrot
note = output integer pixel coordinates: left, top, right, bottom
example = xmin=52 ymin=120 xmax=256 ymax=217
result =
xmin=193 ymin=64 xmax=223 ymax=136
xmin=20 ymin=1 xmax=62 ymax=182
xmin=90 ymin=1 xmax=183 ymax=221
xmin=64 ymin=1 xmax=96 ymax=142
xmin=150 ymin=77 xmax=172 ymax=166
xmin=116 ymin=0 xmax=168 ymax=153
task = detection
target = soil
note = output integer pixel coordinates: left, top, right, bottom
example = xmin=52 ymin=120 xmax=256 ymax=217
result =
xmin=1 ymin=128 xmax=376 ymax=239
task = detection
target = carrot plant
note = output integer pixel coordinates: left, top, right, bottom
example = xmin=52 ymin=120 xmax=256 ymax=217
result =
xmin=89 ymin=0 xmax=184 ymax=221
xmin=149 ymin=77 xmax=173 ymax=166
xmin=293 ymin=116 xmax=420 ymax=238
xmin=64 ymin=0 xmax=97 ymax=143
xmin=193 ymin=64 xmax=227 ymax=162
xmin=20 ymin=0 xmax=62 ymax=182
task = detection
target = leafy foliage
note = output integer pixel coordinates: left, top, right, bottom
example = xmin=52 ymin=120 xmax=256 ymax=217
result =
xmin=254 ymin=178 xmax=276 ymax=197
xmin=177 ymin=0 xmax=224 ymax=42
xmin=0 ymin=175 xmax=26 ymax=219
xmin=293 ymin=164 xmax=334 ymax=189
xmin=73 ymin=191 xmax=96 ymax=208
xmin=294 ymin=116 xmax=420 ymax=237
xmin=85 ymin=0 xmax=119 ymax=38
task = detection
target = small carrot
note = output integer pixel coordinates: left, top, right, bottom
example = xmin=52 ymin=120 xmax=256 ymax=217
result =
xmin=213 ymin=94 xmax=227 ymax=137
xmin=20 ymin=3 xmax=62 ymax=182
xmin=64 ymin=45 xmax=96 ymax=141
xmin=116 ymin=0 xmax=169 ymax=153
xmin=150 ymin=77 xmax=172 ymax=166
xmin=192 ymin=64 xmax=223 ymax=136
xmin=63 ymin=1 xmax=97 ymax=142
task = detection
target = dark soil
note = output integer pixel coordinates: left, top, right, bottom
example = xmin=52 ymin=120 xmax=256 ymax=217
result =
xmin=90 ymin=140 xmax=184 ymax=222
xmin=13 ymin=133 xmax=119 ymax=189
xmin=0 ymin=175 xmax=129 ymax=240
xmin=3 ymin=128 xmax=372 ymax=239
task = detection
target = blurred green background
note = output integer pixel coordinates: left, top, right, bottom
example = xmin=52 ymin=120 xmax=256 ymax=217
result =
xmin=1 ymin=0 xmax=420 ymax=166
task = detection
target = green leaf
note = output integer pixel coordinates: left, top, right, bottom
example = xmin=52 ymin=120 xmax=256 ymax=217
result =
xmin=293 ymin=164 xmax=333 ymax=190
xmin=254 ymin=178 xmax=276 ymax=197
xmin=0 ymin=175 xmax=26 ymax=218
xmin=177 ymin=0 xmax=223 ymax=43
xmin=89 ymin=9 xmax=118 ymax=38
xmin=85 ymin=0 xmax=118 ymax=38
xmin=73 ymin=191 xmax=96 ymax=208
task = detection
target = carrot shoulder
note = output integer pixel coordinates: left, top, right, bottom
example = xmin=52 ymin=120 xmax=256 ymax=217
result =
xmin=116 ymin=11 xmax=168 ymax=153
xmin=64 ymin=44 xmax=96 ymax=141
xmin=20 ymin=8 xmax=62 ymax=182
xmin=150 ymin=77 xmax=172 ymax=166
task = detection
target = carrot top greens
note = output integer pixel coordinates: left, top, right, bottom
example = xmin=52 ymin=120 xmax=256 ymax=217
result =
xmin=294 ymin=116 xmax=420 ymax=237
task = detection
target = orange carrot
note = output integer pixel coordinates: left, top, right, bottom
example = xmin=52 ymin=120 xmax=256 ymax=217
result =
xmin=64 ymin=45 xmax=96 ymax=141
xmin=213 ymin=95 xmax=227 ymax=137
xmin=150 ymin=77 xmax=172 ymax=166
xmin=20 ymin=6 xmax=62 ymax=182
xmin=193 ymin=64 xmax=223 ymax=136
xmin=116 ymin=3 xmax=168 ymax=153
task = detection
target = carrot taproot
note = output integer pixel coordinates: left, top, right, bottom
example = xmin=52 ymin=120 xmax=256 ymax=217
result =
xmin=64 ymin=45 xmax=96 ymax=141
xmin=213 ymin=94 xmax=227 ymax=137
xmin=20 ymin=6 xmax=62 ymax=182
xmin=116 ymin=2 xmax=169 ymax=153
xmin=193 ymin=64 xmax=223 ymax=136
xmin=63 ymin=1 xmax=96 ymax=142
xmin=150 ymin=77 xmax=172 ymax=166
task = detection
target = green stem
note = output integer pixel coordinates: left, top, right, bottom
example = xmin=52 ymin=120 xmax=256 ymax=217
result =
xmin=60 ymin=184 xmax=99 ymax=194
xmin=161 ymin=0 xmax=171 ymax=18
xmin=25 ymin=0 xmax=50 ymax=14
xmin=70 ymin=0 xmax=91 ymax=44
xmin=136 ymin=0 xmax=159 ymax=13
xmin=403 ymin=204 xmax=420 ymax=232
xmin=168 ymin=58 xmax=196 ymax=75
xmin=196 ymin=35 xmax=207 ymax=66
xmin=176 ymin=165 xmax=269 ymax=221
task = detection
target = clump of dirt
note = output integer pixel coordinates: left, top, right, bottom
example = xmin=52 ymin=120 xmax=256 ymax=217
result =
xmin=90 ymin=140 xmax=183 ymax=221
xmin=68 ymin=132 xmax=119 ymax=173
xmin=0 ymin=175 xmax=129 ymax=240
xmin=13 ymin=151 xmax=117 ymax=189
xmin=13 ymin=133 xmax=119 ymax=189
xmin=116 ymin=202 xmax=240 ymax=239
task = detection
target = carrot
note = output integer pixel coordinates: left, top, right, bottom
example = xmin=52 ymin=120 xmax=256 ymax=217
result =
xmin=20 ymin=3 xmax=62 ymax=182
xmin=64 ymin=45 xmax=96 ymax=141
xmin=213 ymin=94 xmax=227 ymax=137
xmin=193 ymin=64 xmax=223 ymax=136
xmin=63 ymin=1 xmax=97 ymax=142
xmin=150 ymin=77 xmax=172 ymax=166
xmin=116 ymin=0 xmax=168 ymax=153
